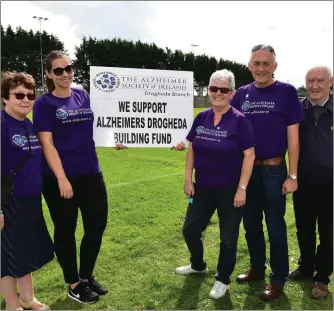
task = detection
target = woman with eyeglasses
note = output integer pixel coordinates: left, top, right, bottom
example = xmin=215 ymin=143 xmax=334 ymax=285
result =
xmin=33 ymin=51 xmax=108 ymax=304
xmin=175 ymin=69 xmax=256 ymax=300
xmin=1 ymin=72 xmax=54 ymax=310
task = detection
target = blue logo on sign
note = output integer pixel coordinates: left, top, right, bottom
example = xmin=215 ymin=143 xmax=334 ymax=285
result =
xmin=12 ymin=134 xmax=25 ymax=147
xmin=196 ymin=126 xmax=204 ymax=135
xmin=241 ymin=101 xmax=250 ymax=111
xmin=56 ymin=109 xmax=69 ymax=120
xmin=93 ymin=71 xmax=120 ymax=92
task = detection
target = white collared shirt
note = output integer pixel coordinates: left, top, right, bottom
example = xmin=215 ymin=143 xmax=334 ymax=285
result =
xmin=309 ymin=96 xmax=329 ymax=107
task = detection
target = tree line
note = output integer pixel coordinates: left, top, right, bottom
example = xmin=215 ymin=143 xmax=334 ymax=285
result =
xmin=1 ymin=25 xmax=64 ymax=91
xmin=1 ymin=24 xmax=254 ymax=94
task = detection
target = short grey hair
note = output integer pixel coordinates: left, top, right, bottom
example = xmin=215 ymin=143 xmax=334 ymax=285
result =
xmin=209 ymin=69 xmax=235 ymax=90
xmin=306 ymin=65 xmax=333 ymax=80
xmin=250 ymin=44 xmax=277 ymax=62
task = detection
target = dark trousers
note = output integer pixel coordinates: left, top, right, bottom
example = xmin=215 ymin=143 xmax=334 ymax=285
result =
xmin=1 ymin=196 xmax=54 ymax=278
xmin=182 ymin=185 xmax=243 ymax=285
xmin=43 ymin=172 xmax=108 ymax=284
xmin=293 ymin=182 xmax=333 ymax=285
xmin=242 ymin=163 xmax=289 ymax=285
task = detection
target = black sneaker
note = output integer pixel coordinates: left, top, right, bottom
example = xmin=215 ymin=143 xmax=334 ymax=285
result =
xmin=86 ymin=276 xmax=108 ymax=296
xmin=68 ymin=281 xmax=99 ymax=304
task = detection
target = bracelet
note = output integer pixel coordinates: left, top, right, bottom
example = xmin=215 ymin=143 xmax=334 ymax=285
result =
xmin=238 ymin=185 xmax=247 ymax=190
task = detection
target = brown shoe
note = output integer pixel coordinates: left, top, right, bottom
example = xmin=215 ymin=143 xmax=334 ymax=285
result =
xmin=236 ymin=268 xmax=265 ymax=284
xmin=260 ymin=283 xmax=282 ymax=301
xmin=287 ymin=268 xmax=313 ymax=281
xmin=312 ymin=282 xmax=328 ymax=299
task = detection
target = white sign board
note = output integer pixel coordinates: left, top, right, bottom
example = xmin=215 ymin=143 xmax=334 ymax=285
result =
xmin=90 ymin=66 xmax=194 ymax=147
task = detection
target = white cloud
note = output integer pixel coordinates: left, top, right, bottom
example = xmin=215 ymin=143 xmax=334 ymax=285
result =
xmin=1 ymin=1 xmax=81 ymax=58
xmin=147 ymin=1 xmax=333 ymax=87
xmin=1 ymin=1 xmax=332 ymax=88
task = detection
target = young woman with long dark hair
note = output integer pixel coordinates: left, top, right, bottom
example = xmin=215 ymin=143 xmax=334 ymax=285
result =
xmin=33 ymin=51 xmax=109 ymax=304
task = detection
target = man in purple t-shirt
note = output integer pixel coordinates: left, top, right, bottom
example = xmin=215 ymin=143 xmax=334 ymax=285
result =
xmin=175 ymin=69 xmax=256 ymax=300
xmin=230 ymin=44 xmax=304 ymax=300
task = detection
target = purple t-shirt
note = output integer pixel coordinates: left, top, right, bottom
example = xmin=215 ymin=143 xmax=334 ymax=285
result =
xmin=230 ymin=81 xmax=304 ymax=160
xmin=186 ymin=107 xmax=255 ymax=190
xmin=33 ymin=88 xmax=101 ymax=177
xmin=1 ymin=109 xmax=43 ymax=197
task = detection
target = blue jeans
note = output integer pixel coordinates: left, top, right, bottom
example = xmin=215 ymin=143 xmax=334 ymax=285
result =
xmin=242 ymin=163 xmax=289 ymax=285
xmin=182 ymin=184 xmax=243 ymax=285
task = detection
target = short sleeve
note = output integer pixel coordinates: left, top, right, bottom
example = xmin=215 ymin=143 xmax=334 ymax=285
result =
xmin=284 ymin=86 xmax=305 ymax=126
xmin=33 ymin=97 xmax=55 ymax=132
xmin=186 ymin=113 xmax=201 ymax=142
xmin=230 ymin=89 xmax=241 ymax=111
xmin=1 ymin=121 xmax=9 ymax=153
xmin=238 ymin=115 xmax=256 ymax=151
xmin=82 ymin=89 xmax=91 ymax=107
xmin=76 ymin=88 xmax=91 ymax=108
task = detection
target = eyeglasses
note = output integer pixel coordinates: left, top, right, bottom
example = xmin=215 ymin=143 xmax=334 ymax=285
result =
xmin=209 ymin=86 xmax=232 ymax=94
xmin=52 ymin=65 xmax=73 ymax=76
xmin=251 ymin=44 xmax=276 ymax=56
xmin=10 ymin=93 xmax=36 ymax=100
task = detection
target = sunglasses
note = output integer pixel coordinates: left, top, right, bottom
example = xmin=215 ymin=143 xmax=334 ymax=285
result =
xmin=10 ymin=93 xmax=36 ymax=100
xmin=52 ymin=65 xmax=73 ymax=76
xmin=209 ymin=86 xmax=231 ymax=94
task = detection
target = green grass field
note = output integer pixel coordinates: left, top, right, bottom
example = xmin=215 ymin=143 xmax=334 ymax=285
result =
xmin=2 ymin=107 xmax=332 ymax=310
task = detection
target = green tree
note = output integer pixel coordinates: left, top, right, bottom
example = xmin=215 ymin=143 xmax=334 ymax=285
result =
xmin=297 ymin=85 xmax=307 ymax=97
xmin=73 ymin=36 xmax=254 ymax=92
xmin=1 ymin=24 xmax=65 ymax=90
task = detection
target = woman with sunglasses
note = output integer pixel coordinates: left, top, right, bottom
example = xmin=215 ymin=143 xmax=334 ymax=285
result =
xmin=1 ymin=72 xmax=54 ymax=310
xmin=33 ymin=51 xmax=108 ymax=304
xmin=175 ymin=69 xmax=256 ymax=300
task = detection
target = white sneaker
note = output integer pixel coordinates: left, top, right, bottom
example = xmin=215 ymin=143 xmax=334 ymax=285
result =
xmin=175 ymin=264 xmax=208 ymax=275
xmin=209 ymin=281 xmax=229 ymax=299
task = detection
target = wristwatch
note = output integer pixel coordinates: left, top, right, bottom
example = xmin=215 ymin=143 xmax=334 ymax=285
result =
xmin=238 ymin=185 xmax=247 ymax=190
xmin=288 ymin=174 xmax=297 ymax=180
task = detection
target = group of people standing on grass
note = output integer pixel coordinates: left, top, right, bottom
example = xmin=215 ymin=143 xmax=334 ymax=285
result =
xmin=0 ymin=43 xmax=332 ymax=310
xmin=173 ymin=44 xmax=333 ymax=301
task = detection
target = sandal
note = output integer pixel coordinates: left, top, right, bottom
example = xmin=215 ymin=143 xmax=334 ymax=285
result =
xmin=312 ymin=281 xmax=329 ymax=299
xmin=19 ymin=297 xmax=50 ymax=310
